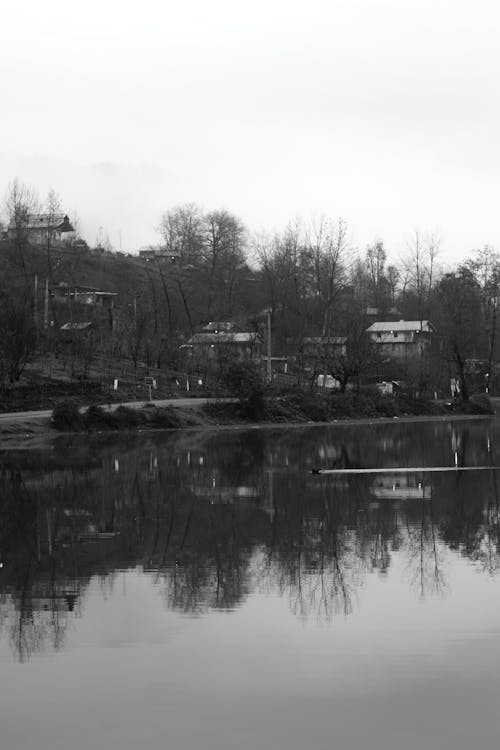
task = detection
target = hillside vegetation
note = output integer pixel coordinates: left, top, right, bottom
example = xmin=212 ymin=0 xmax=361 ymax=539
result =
xmin=2 ymin=196 xmax=500 ymax=403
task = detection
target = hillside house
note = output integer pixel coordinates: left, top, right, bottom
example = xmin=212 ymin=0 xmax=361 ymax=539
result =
xmin=139 ymin=245 xmax=181 ymax=262
xmin=181 ymin=331 xmax=263 ymax=371
xmin=8 ymin=213 xmax=75 ymax=246
xmin=300 ymin=336 xmax=347 ymax=373
xmin=53 ymin=284 xmax=117 ymax=310
xmin=366 ymin=320 xmax=435 ymax=358
xmin=202 ymin=321 xmax=235 ymax=333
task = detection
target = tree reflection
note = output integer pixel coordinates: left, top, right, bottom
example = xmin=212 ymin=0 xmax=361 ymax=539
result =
xmin=403 ymin=497 xmax=448 ymax=599
xmin=1 ymin=419 xmax=500 ymax=658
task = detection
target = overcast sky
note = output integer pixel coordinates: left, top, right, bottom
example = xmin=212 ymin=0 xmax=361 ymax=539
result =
xmin=1 ymin=0 xmax=500 ymax=264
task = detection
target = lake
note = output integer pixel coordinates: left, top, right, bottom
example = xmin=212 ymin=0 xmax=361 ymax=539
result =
xmin=1 ymin=417 xmax=500 ymax=749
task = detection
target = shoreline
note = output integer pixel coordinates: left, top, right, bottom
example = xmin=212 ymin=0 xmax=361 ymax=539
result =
xmin=0 ymin=407 xmax=494 ymax=452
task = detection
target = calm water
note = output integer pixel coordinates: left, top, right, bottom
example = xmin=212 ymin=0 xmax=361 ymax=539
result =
xmin=1 ymin=418 xmax=500 ymax=749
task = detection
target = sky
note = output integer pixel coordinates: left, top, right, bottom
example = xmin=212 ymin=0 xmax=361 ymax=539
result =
xmin=1 ymin=0 xmax=500 ymax=265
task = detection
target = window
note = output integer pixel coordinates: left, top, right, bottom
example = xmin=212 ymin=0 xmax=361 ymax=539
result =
xmin=377 ymin=332 xmax=381 ymax=339
xmin=394 ymin=332 xmax=398 ymax=338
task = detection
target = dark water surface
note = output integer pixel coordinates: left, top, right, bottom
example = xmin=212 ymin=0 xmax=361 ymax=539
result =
xmin=1 ymin=418 xmax=500 ymax=749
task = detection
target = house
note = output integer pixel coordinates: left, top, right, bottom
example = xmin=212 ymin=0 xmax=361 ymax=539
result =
xmin=8 ymin=213 xmax=75 ymax=246
xmin=53 ymin=284 xmax=117 ymax=310
xmin=139 ymin=245 xmax=181 ymax=262
xmin=181 ymin=331 xmax=263 ymax=370
xmin=366 ymin=320 xmax=435 ymax=358
xmin=201 ymin=321 xmax=236 ymax=333
xmin=300 ymin=336 xmax=347 ymax=373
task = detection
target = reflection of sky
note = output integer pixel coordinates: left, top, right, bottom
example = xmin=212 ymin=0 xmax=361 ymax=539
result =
xmin=1 ymin=550 xmax=500 ymax=749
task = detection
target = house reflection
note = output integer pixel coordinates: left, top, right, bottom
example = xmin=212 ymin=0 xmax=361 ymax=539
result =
xmin=13 ymin=592 xmax=79 ymax=613
xmin=190 ymin=471 xmax=275 ymax=519
xmin=371 ymin=473 xmax=431 ymax=501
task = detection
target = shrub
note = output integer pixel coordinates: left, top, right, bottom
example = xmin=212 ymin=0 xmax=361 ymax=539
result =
xmin=239 ymin=387 xmax=267 ymax=421
xmin=51 ymin=400 xmax=84 ymax=431
xmin=465 ymin=393 xmax=495 ymax=415
xmin=221 ymin=361 xmax=263 ymax=399
xmin=282 ymin=391 xmax=329 ymax=421
xmin=397 ymin=394 xmax=445 ymax=416
xmin=220 ymin=361 xmax=268 ymax=420
xmin=149 ymin=406 xmax=183 ymax=428
xmin=329 ymin=392 xmax=359 ymax=418
xmin=372 ymin=394 xmax=400 ymax=417
xmin=112 ymin=406 xmax=143 ymax=429
xmin=85 ymin=404 xmax=114 ymax=429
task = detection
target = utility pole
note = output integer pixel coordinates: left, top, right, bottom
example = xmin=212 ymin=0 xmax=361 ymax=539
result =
xmin=43 ymin=278 xmax=49 ymax=329
xmin=266 ymin=308 xmax=272 ymax=384
xmin=34 ymin=274 xmax=38 ymax=328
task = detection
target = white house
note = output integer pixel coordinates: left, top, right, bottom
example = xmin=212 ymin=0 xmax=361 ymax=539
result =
xmin=366 ymin=320 xmax=435 ymax=358
xmin=8 ymin=213 xmax=75 ymax=245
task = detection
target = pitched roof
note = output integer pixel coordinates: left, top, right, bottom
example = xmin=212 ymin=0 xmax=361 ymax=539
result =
xmin=366 ymin=320 xmax=434 ymax=333
xmin=60 ymin=322 xmax=93 ymax=331
xmin=9 ymin=213 xmax=74 ymax=232
xmin=303 ymin=336 xmax=347 ymax=345
xmin=202 ymin=321 xmax=235 ymax=332
xmin=56 ymin=283 xmax=116 ymax=294
xmin=187 ymin=332 xmax=260 ymax=345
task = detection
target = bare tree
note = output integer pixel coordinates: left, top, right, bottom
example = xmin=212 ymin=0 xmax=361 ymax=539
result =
xmin=435 ymin=267 xmax=482 ymax=401
xmin=44 ymin=188 xmax=62 ymax=327
xmin=4 ymin=178 xmax=39 ymax=288
xmin=386 ymin=264 xmax=400 ymax=304
xmin=400 ymin=230 xmax=440 ymax=323
xmin=309 ymin=217 xmax=349 ymax=337
xmin=203 ymin=209 xmax=247 ymax=319
xmin=365 ymin=240 xmax=389 ymax=311
xmin=158 ymin=203 xmax=204 ymax=261
xmin=325 ymin=309 xmax=377 ymax=392
xmin=464 ymin=245 xmax=500 ymax=393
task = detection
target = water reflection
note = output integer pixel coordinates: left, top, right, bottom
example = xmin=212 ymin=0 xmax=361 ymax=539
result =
xmin=1 ymin=418 xmax=499 ymax=660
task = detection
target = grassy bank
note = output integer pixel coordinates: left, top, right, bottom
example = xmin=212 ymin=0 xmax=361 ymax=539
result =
xmin=50 ymin=389 xmax=495 ymax=434
xmin=203 ymin=388 xmax=494 ymax=424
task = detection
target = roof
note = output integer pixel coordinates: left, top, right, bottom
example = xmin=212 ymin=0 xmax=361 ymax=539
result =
xmin=10 ymin=213 xmax=75 ymax=232
xmin=60 ymin=322 xmax=93 ymax=331
xmin=202 ymin=321 xmax=235 ymax=332
xmin=72 ymin=290 xmax=117 ymax=297
xmin=139 ymin=245 xmax=181 ymax=258
xmin=303 ymin=336 xmax=347 ymax=345
xmin=365 ymin=306 xmax=402 ymax=316
xmin=56 ymin=284 xmax=117 ymax=296
xmin=366 ymin=320 xmax=434 ymax=333
xmin=187 ymin=332 xmax=261 ymax=345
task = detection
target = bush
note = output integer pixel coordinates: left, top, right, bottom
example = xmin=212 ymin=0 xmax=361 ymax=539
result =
xmin=397 ymin=394 xmax=445 ymax=416
xmin=221 ymin=361 xmax=263 ymax=399
xmin=220 ymin=361 xmax=268 ymax=420
xmin=283 ymin=391 xmax=329 ymax=421
xmin=149 ymin=406 xmax=182 ymax=428
xmin=239 ymin=387 xmax=267 ymax=421
xmin=112 ymin=406 xmax=143 ymax=429
xmin=465 ymin=393 xmax=495 ymax=415
xmin=52 ymin=400 xmax=84 ymax=431
xmin=371 ymin=394 xmax=400 ymax=417
xmin=85 ymin=404 xmax=114 ymax=429
xmin=329 ymin=392 xmax=359 ymax=418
